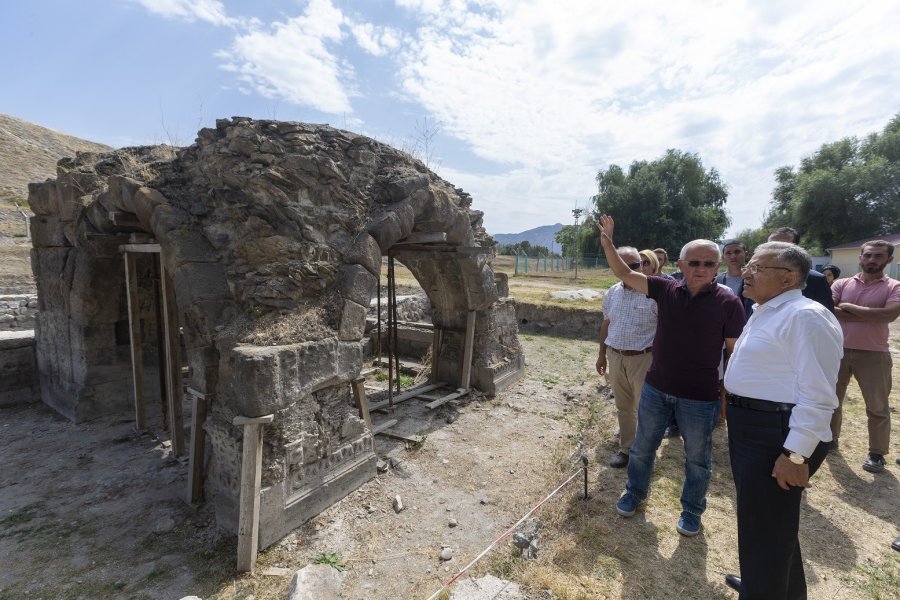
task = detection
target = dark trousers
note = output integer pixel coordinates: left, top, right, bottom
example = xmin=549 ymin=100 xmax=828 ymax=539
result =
xmin=726 ymin=404 xmax=829 ymax=600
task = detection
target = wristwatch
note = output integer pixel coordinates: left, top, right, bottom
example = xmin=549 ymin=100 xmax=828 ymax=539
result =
xmin=782 ymin=448 xmax=808 ymax=464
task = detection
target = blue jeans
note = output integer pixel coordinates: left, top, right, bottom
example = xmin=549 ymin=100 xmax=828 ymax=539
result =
xmin=625 ymin=382 xmax=720 ymax=516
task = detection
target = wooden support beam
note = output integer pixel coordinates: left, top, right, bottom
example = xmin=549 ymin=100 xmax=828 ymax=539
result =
xmin=459 ymin=310 xmax=476 ymax=391
xmin=109 ymin=211 xmax=145 ymax=229
xmin=120 ymin=243 xmax=162 ymax=253
xmin=123 ymin=250 xmax=146 ymax=430
xmin=233 ymin=414 xmax=274 ymax=573
xmin=393 ymin=232 xmax=448 ymax=245
xmin=160 ymin=263 xmax=185 ymax=456
xmin=368 ymin=383 xmax=445 ymax=412
xmin=376 ymin=430 xmax=425 ymax=444
xmin=371 ymin=419 xmax=399 ymax=435
xmin=429 ymin=327 xmax=442 ymax=384
xmin=186 ymin=388 xmax=208 ymax=504
xmin=351 ymin=378 xmax=374 ymax=439
xmin=425 ymin=388 xmax=469 ymax=410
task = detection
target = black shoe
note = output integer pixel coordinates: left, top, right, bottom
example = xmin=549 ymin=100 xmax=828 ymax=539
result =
xmin=892 ymin=537 xmax=900 ymax=552
xmin=609 ymin=451 xmax=629 ymax=468
xmin=725 ymin=574 xmax=741 ymax=592
xmin=863 ymin=453 xmax=886 ymax=473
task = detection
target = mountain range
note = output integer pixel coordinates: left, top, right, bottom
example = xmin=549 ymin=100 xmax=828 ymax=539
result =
xmin=490 ymin=223 xmax=564 ymax=250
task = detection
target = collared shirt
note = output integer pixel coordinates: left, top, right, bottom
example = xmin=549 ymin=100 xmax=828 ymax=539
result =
xmin=831 ymin=273 xmax=900 ymax=351
xmin=645 ymin=276 xmax=746 ymax=401
xmin=724 ymin=289 xmax=843 ymax=457
xmin=603 ymin=282 xmax=657 ymax=351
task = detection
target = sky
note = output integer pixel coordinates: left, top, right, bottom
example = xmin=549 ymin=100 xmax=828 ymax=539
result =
xmin=2 ymin=0 xmax=899 ymax=237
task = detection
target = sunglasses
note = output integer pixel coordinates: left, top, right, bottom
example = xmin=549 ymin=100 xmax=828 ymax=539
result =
xmin=685 ymin=260 xmax=718 ymax=268
xmin=626 ymin=262 xmax=641 ymax=270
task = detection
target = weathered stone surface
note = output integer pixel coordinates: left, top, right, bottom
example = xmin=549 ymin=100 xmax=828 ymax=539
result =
xmin=337 ymin=264 xmax=377 ymax=307
xmin=287 ymin=563 xmax=345 ymax=600
xmin=0 ymin=331 xmax=39 ymax=407
xmin=338 ymin=300 xmax=367 ymax=341
xmin=344 ymin=232 xmax=381 ymax=276
xmin=29 ymin=215 xmax=68 ymax=247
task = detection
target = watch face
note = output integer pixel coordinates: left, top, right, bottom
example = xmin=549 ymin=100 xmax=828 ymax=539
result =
xmin=789 ymin=453 xmax=804 ymax=464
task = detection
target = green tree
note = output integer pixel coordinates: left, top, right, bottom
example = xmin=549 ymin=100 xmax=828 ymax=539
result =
xmin=765 ymin=113 xmax=900 ymax=249
xmin=554 ymin=225 xmax=576 ymax=257
xmin=593 ymin=149 xmax=731 ymax=254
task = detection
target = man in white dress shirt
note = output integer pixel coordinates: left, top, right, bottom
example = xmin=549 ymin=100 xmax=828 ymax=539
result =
xmin=722 ymin=242 xmax=843 ymax=599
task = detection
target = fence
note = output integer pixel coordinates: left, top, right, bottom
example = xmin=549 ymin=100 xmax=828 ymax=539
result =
xmin=512 ymin=252 xmax=609 ymax=275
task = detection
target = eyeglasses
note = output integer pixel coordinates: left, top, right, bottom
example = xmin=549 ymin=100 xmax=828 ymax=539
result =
xmin=741 ymin=263 xmax=794 ymax=274
xmin=626 ymin=262 xmax=641 ymax=270
xmin=685 ymin=260 xmax=718 ymax=268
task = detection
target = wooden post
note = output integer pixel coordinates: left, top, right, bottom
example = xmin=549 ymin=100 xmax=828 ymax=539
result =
xmin=351 ymin=378 xmax=374 ymax=435
xmin=429 ymin=327 xmax=442 ymax=384
xmin=234 ymin=414 xmax=274 ymax=573
xmin=160 ymin=262 xmax=185 ymax=456
xmin=123 ymin=251 xmax=146 ymax=430
xmin=459 ymin=310 xmax=476 ymax=391
xmin=186 ymin=388 xmax=208 ymax=504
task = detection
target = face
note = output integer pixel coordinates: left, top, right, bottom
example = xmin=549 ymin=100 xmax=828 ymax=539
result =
xmin=723 ymin=244 xmax=746 ymax=270
xmin=619 ymin=251 xmax=641 ymax=271
xmin=677 ymin=246 xmax=720 ymax=288
xmin=742 ymin=249 xmax=797 ymax=304
xmin=824 ymin=270 xmax=835 ymax=285
xmin=639 ymin=255 xmax=656 ymax=276
xmin=859 ymin=245 xmax=892 ymax=275
xmin=655 ymin=252 xmax=667 ymax=269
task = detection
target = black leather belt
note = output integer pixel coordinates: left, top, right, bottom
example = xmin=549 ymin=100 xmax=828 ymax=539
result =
xmin=727 ymin=393 xmax=794 ymax=413
xmin=608 ymin=346 xmax=652 ymax=356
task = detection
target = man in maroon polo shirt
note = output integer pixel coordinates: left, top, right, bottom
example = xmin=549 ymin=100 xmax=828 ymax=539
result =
xmin=597 ymin=215 xmax=746 ymax=536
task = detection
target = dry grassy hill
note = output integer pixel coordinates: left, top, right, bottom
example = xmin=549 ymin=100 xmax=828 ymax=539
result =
xmin=0 ymin=114 xmax=111 ymax=290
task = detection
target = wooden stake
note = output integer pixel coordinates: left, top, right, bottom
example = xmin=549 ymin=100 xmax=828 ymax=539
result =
xmin=123 ymin=250 xmax=146 ymax=430
xmin=234 ymin=414 xmax=274 ymax=573
xmin=160 ymin=263 xmax=185 ymax=456
xmin=186 ymin=388 xmax=208 ymax=504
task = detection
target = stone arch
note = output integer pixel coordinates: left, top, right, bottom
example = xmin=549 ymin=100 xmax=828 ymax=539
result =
xmin=28 ymin=118 xmax=524 ymax=549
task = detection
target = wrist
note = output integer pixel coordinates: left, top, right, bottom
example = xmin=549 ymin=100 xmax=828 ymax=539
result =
xmin=782 ymin=448 xmax=808 ymax=464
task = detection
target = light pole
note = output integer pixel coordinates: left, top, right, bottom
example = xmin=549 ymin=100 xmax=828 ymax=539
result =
xmin=572 ymin=207 xmax=584 ymax=280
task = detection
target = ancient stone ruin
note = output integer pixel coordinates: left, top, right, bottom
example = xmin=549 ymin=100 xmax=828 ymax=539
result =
xmin=26 ymin=117 xmax=524 ymax=551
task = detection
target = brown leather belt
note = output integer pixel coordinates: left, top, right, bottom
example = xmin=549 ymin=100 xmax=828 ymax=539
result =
xmin=608 ymin=346 xmax=652 ymax=356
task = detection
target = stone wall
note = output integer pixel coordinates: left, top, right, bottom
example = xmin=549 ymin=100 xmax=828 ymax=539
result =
xmin=0 ymin=330 xmax=40 ymax=406
xmin=0 ymin=294 xmax=37 ymax=330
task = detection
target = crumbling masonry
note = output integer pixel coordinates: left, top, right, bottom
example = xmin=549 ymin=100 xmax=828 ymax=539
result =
xmin=27 ymin=118 xmax=524 ymax=548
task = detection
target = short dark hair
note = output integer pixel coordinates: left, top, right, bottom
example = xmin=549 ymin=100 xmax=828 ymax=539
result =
xmin=822 ymin=264 xmax=841 ymax=278
xmin=721 ymin=238 xmax=746 ymax=251
xmin=769 ymin=227 xmax=799 ymax=243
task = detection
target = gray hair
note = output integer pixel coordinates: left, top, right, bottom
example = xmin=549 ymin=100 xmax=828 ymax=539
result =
xmin=754 ymin=241 xmax=811 ymax=289
xmin=617 ymin=246 xmax=640 ymax=259
xmin=679 ymin=239 xmax=721 ymax=260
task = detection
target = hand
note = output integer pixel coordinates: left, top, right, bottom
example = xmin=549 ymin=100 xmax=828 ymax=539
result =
xmin=772 ymin=454 xmax=810 ymax=490
xmin=597 ymin=215 xmax=615 ymax=246
xmin=596 ymin=354 xmax=607 ymax=376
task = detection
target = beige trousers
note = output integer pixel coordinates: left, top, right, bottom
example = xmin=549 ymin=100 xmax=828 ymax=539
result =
xmin=832 ymin=349 xmax=893 ymax=456
xmin=607 ymin=350 xmax=653 ymax=453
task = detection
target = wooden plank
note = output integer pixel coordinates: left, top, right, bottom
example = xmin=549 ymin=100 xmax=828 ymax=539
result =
xmin=368 ymin=383 xmax=445 ymax=411
xmin=161 ymin=264 xmax=185 ymax=456
xmin=109 ymin=211 xmax=144 ymax=228
xmin=459 ymin=310 xmax=476 ymax=391
xmin=393 ymin=232 xmax=447 ymax=245
xmin=120 ymin=243 xmax=161 ymax=253
xmin=429 ymin=327 xmax=442 ymax=384
xmin=351 ymin=378 xmax=374 ymax=435
xmin=123 ymin=251 xmax=146 ymax=430
xmin=376 ymin=430 xmax=425 ymax=444
xmin=235 ymin=420 xmax=266 ymax=573
xmin=186 ymin=389 xmax=207 ymax=504
xmin=426 ymin=388 xmax=469 ymax=410
xmin=371 ymin=419 xmax=399 ymax=435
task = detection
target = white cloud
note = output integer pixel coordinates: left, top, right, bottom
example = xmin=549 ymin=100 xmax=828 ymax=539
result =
xmin=130 ymin=0 xmax=237 ymax=27
xmin=350 ymin=22 xmax=403 ymax=56
xmin=216 ymin=0 xmax=354 ymax=114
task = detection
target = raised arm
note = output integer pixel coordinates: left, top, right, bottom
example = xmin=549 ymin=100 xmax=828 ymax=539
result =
xmin=597 ymin=215 xmax=649 ymax=295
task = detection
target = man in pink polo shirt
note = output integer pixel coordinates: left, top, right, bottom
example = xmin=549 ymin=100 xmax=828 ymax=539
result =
xmin=831 ymin=240 xmax=900 ymax=473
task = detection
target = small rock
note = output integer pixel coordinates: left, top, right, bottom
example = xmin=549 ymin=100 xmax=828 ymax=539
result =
xmin=439 ymin=547 xmax=453 ymax=561
xmin=114 ymin=581 xmax=126 ymax=590
xmin=376 ymin=460 xmax=389 ymax=473
xmin=153 ymin=516 xmax=175 ymax=534
xmin=288 ymin=564 xmax=345 ymax=600
xmin=392 ymin=495 xmax=404 ymax=513
xmin=448 ymin=518 xmax=458 ymax=528
xmin=445 ymin=413 xmax=457 ymax=424
xmin=441 ymin=459 xmax=449 ymax=464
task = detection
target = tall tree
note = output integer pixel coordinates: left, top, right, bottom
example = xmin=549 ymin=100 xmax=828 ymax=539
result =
xmin=593 ymin=149 xmax=730 ymax=255
xmin=765 ymin=113 xmax=900 ymax=249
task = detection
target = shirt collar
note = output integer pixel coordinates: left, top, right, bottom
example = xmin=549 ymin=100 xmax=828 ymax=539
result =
xmin=853 ymin=271 xmax=889 ymax=283
xmin=752 ymin=288 xmax=802 ymax=311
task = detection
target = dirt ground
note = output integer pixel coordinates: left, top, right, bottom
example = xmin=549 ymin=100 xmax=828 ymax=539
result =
xmin=1 ymin=321 xmax=898 ymax=599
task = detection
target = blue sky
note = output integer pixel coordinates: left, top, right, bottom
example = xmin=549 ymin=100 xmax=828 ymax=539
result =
xmin=2 ymin=0 xmax=899 ymax=237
